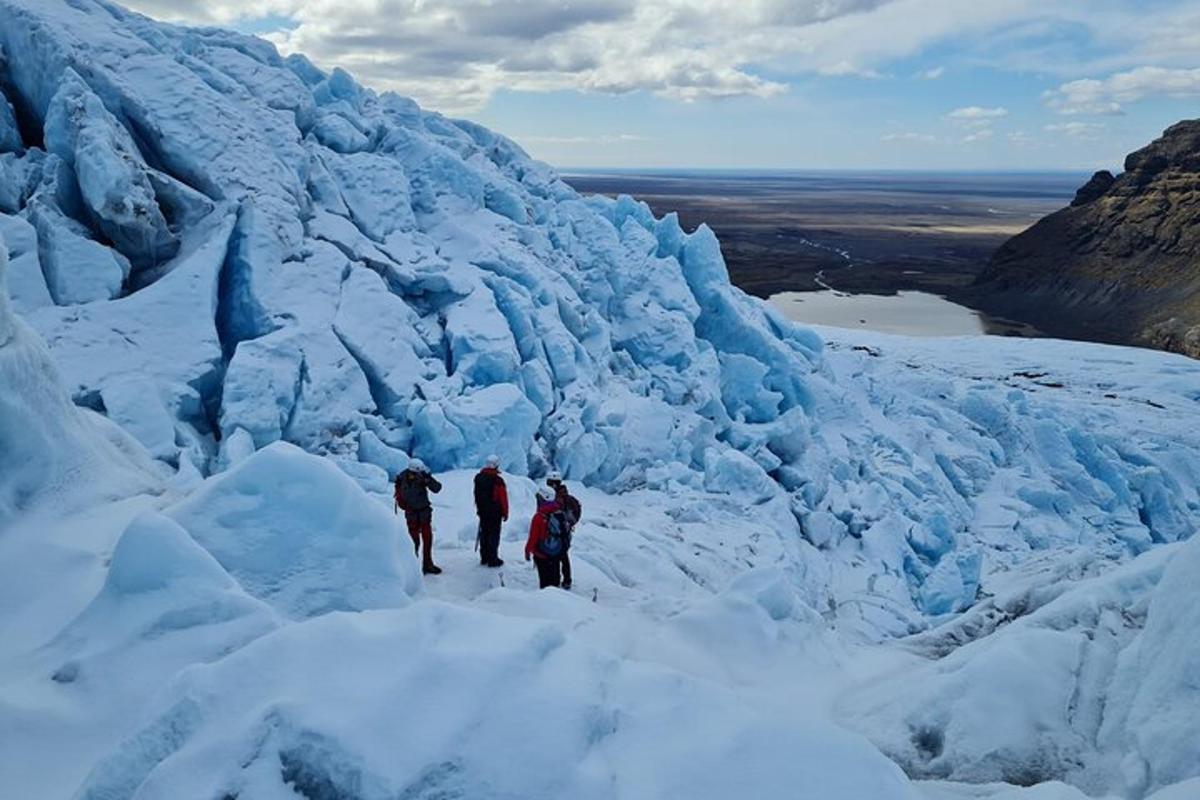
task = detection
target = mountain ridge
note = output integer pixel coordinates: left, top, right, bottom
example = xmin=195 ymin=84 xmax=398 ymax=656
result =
xmin=975 ymin=119 xmax=1200 ymax=358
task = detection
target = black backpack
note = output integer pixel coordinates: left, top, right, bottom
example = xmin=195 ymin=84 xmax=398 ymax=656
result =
xmin=538 ymin=509 xmax=571 ymax=557
xmin=396 ymin=471 xmax=427 ymax=511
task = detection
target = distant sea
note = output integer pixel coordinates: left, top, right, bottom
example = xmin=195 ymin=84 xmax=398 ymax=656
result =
xmin=562 ymin=168 xmax=1088 ymax=200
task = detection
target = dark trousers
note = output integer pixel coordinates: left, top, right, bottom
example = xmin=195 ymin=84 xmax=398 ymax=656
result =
xmin=405 ymin=508 xmax=434 ymax=568
xmin=534 ymin=555 xmax=563 ymax=589
xmin=478 ymin=514 xmax=502 ymax=564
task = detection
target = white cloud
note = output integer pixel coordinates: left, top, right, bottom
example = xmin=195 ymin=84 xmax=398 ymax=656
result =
xmin=1044 ymin=121 xmax=1106 ymax=140
xmin=1045 ymin=66 xmax=1200 ymax=115
xmin=118 ymin=0 xmax=1200 ymax=115
xmin=881 ymin=131 xmax=938 ymax=143
xmin=1007 ymin=130 xmax=1036 ymax=147
xmin=819 ymin=61 xmax=885 ymax=78
xmin=918 ymin=66 xmax=945 ymax=80
xmin=946 ymin=106 xmax=1007 ymax=142
xmin=947 ymin=106 xmax=1009 ymax=122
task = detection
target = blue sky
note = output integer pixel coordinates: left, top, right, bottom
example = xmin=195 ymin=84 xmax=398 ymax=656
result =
xmin=125 ymin=1 xmax=1200 ymax=171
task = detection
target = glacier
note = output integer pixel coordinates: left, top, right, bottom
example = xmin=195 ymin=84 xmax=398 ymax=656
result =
xmin=0 ymin=0 xmax=1198 ymax=798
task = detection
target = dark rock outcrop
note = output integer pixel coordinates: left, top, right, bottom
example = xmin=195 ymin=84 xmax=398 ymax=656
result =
xmin=1071 ymin=170 xmax=1114 ymax=207
xmin=975 ymin=120 xmax=1200 ymax=358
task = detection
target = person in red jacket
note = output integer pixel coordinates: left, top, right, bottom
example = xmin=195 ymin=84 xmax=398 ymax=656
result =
xmin=546 ymin=471 xmax=581 ymax=590
xmin=526 ymin=485 xmax=568 ymax=589
xmin=473 ymin=455 xmax=509 ymax=568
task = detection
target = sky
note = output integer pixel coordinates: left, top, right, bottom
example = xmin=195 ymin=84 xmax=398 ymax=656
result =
xmin=121 ymin=0 xmax=1200 ymax=171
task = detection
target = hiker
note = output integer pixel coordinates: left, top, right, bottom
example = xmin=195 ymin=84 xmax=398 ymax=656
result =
xmin=394 ymin=458 xmax=443 ymax=575
xmin=473 ymin=454 xmax=509 ymax=568
xmin=546 ymin=471 xmax=581 ymax=590
xmin=525 ymin=485 xmax=570 ymax=589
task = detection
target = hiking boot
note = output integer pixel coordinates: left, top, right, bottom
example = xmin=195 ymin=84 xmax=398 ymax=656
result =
xmin=489 ymin=558 xmax=505 ymax=568
xmin=423 ymin=564 xmax=443 ymax=575
xmin=562 ymin=580 xmax=572 ymax=590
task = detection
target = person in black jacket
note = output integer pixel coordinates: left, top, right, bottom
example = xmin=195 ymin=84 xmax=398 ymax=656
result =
xmin=546 ymin=471 xmax=581 ymax=589
xmin=473 ymin=455 xmax=509 ymax=568
xmin=394 ymin=459 xmax=443 ymax=574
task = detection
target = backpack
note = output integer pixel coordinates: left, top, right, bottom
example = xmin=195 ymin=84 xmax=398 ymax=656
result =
xmin=562 ymin=494 xmax=581 ymax=528
xmin=538 ymin=509 xmax=571 ymax=558
xmin=396 ymin=472 xmax=427 ymax=511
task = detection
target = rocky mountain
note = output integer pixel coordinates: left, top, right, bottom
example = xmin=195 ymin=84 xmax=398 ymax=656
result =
xmin=975 ymin=120 xmax=1200 ymax=358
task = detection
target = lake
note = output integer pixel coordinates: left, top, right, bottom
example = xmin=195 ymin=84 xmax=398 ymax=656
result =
xmin=770 ymin=290 xmax=1036 ymax=337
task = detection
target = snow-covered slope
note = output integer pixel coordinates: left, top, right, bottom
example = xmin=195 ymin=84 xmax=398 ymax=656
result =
xmin=0 ymin=1 xmax=1197 ymax=798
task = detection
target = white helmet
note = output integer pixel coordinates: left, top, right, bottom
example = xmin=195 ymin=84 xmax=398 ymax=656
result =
xmin=537 ymin=485 xmax=556 ymax=502
xmin=546 ymin=470 xmax=563 ymax=483
xmin=408 ymin=458 xmax=427 ymax=473
xmin=485 ymin=454 xmax=501 ymax=469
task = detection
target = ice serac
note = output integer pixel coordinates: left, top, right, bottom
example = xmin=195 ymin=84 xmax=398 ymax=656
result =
xmin=44 ymin=68 xmax=177 ymax=269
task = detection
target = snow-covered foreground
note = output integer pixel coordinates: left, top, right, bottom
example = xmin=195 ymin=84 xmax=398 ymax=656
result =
xmin=1 ymin=1 xmax=1198 ymax=797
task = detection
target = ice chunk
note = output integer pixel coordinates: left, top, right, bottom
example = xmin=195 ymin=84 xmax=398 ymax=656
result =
xmin=29 ymin=196 xmax=130 ymax=304
xmin=322 ymin=150 xmax=417 ymax=241
xmin=44 ymin=69 xmax=178 ymax=269
xmin=0 ymin=213 xmax=36 ymax=260
xmin=704 ymin=447 xmax=776 ymax=503
xmin=918 ymin=550 xmax=982 ymax=616
xmin=801 ymin=509 xmax=847 ymax=549
xmin=0 ymin=213 xmax=51 ymax=313
xmin=411 ymin=383 xmax=540 ymax=473
xmin=720 ymin=352 xmax=784 ymax=423
xmin=219 ymin=330 xmax=303 ymax=448
xmin=188 ymin=31 xmax=317 ymax=131
xmin=26 ymin=210 xmax=234 ymax=419
xmin=332 ymin=267 xmax=430 ymax=415
xmin=215 ymin=425 xmax=256 ymax=472
xmin=444 ymin=284 xmax=521 ymax=386
xmin=311 ymin=110 xmax=371 ymax=153
xmin=0 ymin=89 xmax=20 ymax=153
xmin=357 ymin=428 xmax=410 ymax=478
xmin=167 ymin=442 xmax=421 ymax=618
xmin=215 ymin=203 xmax=305 ymax=347
xmin=0 ymin=150 xmax=46 ymax=213
xmin=99 ymin=375 xmax=178 ymax=461
xmin=283 ymin=328 xmax=377 ymax=450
